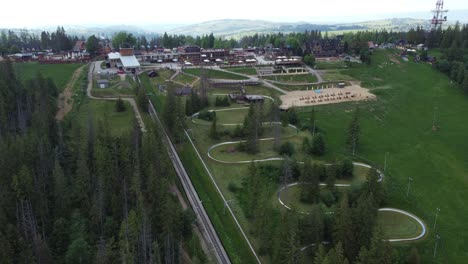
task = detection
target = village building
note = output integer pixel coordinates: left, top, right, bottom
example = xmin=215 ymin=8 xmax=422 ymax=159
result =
xmin=107 ymin=48 xmax=140 ymax=72
xmin=308 ymin=39 xmax=344 ymax=57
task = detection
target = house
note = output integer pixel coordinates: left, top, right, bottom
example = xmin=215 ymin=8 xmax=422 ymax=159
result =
xmin=97 ymin=79 xmax=110 ymax=88
xmin=107 ymin=48 xmax=140 ymax=72
xmin=73 ymin=41 xmax=86 ymax=53
xmin=308 ymin=39 xmax=344 ymax=57
xmin=368 ymin=41 xmax=375 ymax=50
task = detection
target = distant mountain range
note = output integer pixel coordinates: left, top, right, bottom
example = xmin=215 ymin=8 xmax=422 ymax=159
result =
xmin=166 ymin=18 xmax=434 ymax=37
xmin=2 ymin=10 xmax=467 ymax=39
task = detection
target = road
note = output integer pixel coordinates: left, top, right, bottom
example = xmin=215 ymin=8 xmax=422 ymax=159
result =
xmin=147 ymin=100 xmax=231 ymax=264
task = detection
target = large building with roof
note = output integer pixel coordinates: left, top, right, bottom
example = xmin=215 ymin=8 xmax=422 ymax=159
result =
xmin=107 ymin=48 xmax=140 ymax=72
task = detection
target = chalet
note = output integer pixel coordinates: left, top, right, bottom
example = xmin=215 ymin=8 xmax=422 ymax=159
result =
xmin=201 ymin=48 xmax=229 ymax=61
xmin=308 ymin=39 xmax=343 ymax=57
xmin=179 ymin=45 xmax=201 ymax=63
xmin=73 ymin=41 xmax=86 ymax=53
xmin=368 ymin=41 xmax=375 ymax=50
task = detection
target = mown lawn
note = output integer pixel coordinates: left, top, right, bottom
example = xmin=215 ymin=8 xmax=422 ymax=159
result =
xmin=222 ymin=66 xmax=258 ymax=75
xmin=297 ymin=49 xmax=468 ymax=262
xmin=74 ymin=99 xmax=134 ymax=136
xmin=377 ymin=210 xmax=424 ymax=240
xmin=262 ymin=73 xmax=317 ymax=83
xmin=183 ymin=68 xmax=250 ymax=80
xmin=174 ymin=72 xmax=198 ymax=84
xmin=14 ymin=62 xmax=83 ymax=91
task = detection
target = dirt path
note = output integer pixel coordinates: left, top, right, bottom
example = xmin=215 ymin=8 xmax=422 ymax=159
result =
xmin=55 ymin=65 xmax=85 ymax=120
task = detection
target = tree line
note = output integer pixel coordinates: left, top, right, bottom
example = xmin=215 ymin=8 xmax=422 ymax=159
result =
xmin=0 ymin=60 xmax=203 ymax=263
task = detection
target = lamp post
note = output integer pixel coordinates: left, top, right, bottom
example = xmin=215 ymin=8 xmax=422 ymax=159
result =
xmin=406 ymin=177 xmax=413 ymax=198
xmin=433 ymin=234 xmax=440 ymax=259
xmin=384 ymin=152 xmax=389 ymax=172
xmin=223 ymin=199 xmax=235 ymax=215
xmin=434 ymin=207 xmax=441 ymax=229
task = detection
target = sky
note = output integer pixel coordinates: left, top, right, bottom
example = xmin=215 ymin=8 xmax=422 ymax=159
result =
xmin=1 ymin=0 xmax=466 ymax=28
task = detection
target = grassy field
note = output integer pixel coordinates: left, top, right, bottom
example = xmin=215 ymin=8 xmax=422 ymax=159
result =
xmin=76 ymin=99 xmax=134 ymax=136
xmin=377 ymin=210 xmax=424 ymax=240
xmin=183 ymin=68 xmax=250 ymax=80
xmin=315 ymin=61 xmax=348 ymax=70
xmin=92 ymin=77 xmax=135 ymax=97
xmin=295 ymin=49 xmax=468 ymax=262
xmin=173 ymin=72 xmax=198 ymax=84
xmin=14 ymin=62 xmax=83 ymax=91
xmin=177 ymin=139 xmax=258 ymax=264
xmin=262 ymin=73 xmax=317 ymax=83
xmin=222 ymin=66 xmax=258 ymax=75
xmin=320 ymin=70 xmax=356 ymax=82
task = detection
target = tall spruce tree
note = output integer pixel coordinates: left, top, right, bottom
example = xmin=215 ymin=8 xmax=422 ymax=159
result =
xmin=346 ymin=106 xmax=361 ymax=155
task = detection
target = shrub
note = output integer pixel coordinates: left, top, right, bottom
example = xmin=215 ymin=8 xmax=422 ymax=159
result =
xmin=340 ymin=158 xmax=354 ymax=178
xmin=228 ymin=182 xmax=239 ymax=193
xmin=311 ymin=133 xmax=326 ymax=156
xmin=215 ymin=96 xmax=231 ymax=107
xmin=115 ymin=97 xmax=126 ymax=112
xmin=198 ymin=110 xmax=216 ymax=121
xmin=320 ymin=189 xmax=335 ymax=207
xmin=278 ymin=141 xmax=295 ymax=156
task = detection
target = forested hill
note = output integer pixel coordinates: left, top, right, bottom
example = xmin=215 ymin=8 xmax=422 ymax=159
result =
xmin=0 ymin=60 xmax=198 ymax=263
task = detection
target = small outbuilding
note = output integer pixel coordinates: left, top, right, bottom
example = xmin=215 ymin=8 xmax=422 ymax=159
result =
xmin=97 ymin=79 xmax=110 ymax=89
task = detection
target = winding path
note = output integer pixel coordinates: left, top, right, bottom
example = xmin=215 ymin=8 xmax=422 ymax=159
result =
xmin=276 ymin=183 xmax=427 ymax=242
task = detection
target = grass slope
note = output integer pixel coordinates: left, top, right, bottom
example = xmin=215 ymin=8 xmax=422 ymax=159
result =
xmin=72 ymin=99 xmax=134 ymax=136
xmin=177 ymin=142 xmax=258 ymax=264
xmin=377 ymin=210 xmax=423 ymax=240
xmin=14 ymin=62 xmax=82 ymax=91
xmin=183 ymin=68 xmax=249 ymax=80
xmin=262 ymin=73 xmax=317 ymax=83
xmin=297 ymin=49 xmax=468 ymax=262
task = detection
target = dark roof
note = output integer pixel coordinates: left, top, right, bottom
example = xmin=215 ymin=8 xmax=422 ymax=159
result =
xmin=97 ymin=79 xmax=110 ymax=84
xmin=176 ymin=86 xmax=192 ymax=96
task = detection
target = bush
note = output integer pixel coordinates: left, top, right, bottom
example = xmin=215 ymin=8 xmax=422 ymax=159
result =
xmin=198 ymin=110 xmax=216 ymax=121
xmin=278 ymin=141 xmax=295 ymax=156
xmin=320 ymin=189 xmax=335 ymax=207
xmin=215 ymin=96 xmax=231 ymax=107
xmin=340 ymin=158 xmax=354 ymax=178
xmin=311 ymin=133 xmax=326 ymax=156
xmin=115 ymin=97 xmax=126 ymax=112
xmin=228 ymin=182 xmax=239 ymax=193
xmin=230 ymin=125 xmax=244 ymax=138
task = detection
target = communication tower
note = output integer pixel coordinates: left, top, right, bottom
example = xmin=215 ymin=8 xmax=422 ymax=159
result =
xmin=431 ymin=0 xmax=448 ymax=29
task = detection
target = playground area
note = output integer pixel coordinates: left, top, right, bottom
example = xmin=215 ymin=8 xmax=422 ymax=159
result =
xmin=279 ymin=84 xmax=376 ymax=109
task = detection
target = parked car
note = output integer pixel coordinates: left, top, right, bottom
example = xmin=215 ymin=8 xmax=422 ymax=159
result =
xmin=148 ymin=70 xmax=158 ymax=78
xmin=117 ymin=69 xmax=124 ymax=74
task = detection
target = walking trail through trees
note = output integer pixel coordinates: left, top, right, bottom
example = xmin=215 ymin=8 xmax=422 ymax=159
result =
xmin=55 ymin=65 xmax=85 ymax=120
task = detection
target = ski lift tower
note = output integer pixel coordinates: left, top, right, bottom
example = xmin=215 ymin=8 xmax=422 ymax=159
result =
xmin=431 ymin=0 xmax=448 ymax=29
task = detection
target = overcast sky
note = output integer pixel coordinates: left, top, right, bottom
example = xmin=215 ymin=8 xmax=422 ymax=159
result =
xmin=1 ymin=0 xmax=465 ymax=28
